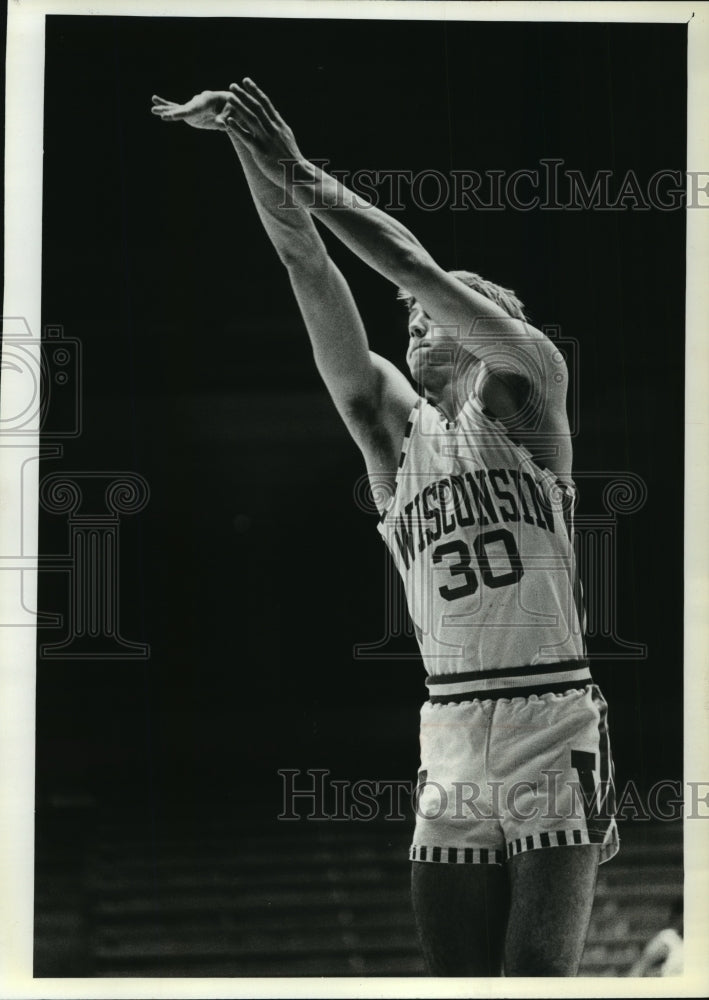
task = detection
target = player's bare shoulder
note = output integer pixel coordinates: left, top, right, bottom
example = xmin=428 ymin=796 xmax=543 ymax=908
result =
xmin=476 ymin=327 xmax=573 ymax=478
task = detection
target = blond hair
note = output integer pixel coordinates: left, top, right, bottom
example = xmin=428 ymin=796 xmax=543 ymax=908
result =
xmin=397 ymin=269 xmax=527 ymax=321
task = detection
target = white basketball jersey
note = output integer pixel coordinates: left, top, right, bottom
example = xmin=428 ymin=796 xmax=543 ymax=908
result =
xmin=377 ymin=395 xmax=585 ymax=677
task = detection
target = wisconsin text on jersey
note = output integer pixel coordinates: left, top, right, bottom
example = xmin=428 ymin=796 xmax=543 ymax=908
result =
xmin=389 ymin=464 xmax=559 ymax=569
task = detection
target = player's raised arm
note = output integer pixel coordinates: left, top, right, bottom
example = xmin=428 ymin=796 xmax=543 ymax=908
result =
xmin=215 ymin=80 xmax=556 ymax=372
xmin=151 ymin=89 xmax=416 ymax=458
xmin=151 ymin=90 xmax=325 ymax=279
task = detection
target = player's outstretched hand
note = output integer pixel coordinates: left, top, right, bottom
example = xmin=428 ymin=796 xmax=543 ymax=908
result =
xmin=219 ymin=78 xmax=306 ymax=185
xmin=151 ymin=80 xmax=306 ymax=188
xmin=151 ymin=91 xmax=234 ymax=130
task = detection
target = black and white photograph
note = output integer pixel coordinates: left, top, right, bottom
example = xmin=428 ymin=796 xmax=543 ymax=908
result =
xmin=1 ymin=0 xmax=707 ymax=994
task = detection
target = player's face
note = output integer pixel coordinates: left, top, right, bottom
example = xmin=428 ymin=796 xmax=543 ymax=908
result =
xmin=405 ymin=301 xmax=459 ymax=385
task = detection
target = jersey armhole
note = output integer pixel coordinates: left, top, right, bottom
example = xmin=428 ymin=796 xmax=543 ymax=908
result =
xmin=378 ymin=397 xmax=422 ymax=524
xmin=468 ymin=394 xmax=576 ymax=490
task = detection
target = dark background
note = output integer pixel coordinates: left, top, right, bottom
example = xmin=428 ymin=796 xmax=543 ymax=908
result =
xmin=36 ymin=16 xmax=685 ymax=845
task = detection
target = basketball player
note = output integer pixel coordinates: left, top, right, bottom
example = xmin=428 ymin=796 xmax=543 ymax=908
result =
xmin=152 ymin=79 xmax=618 ymax=976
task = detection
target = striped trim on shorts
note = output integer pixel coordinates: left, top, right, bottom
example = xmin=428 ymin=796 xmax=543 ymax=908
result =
xmin=410 ymin=845 xmax=505 ymax=865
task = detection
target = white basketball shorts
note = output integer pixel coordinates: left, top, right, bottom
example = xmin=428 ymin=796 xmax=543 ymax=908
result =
xmin=410 ymin=675 xmax=619 ymax=866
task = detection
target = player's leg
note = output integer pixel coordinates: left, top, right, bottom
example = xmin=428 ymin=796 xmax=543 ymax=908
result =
xmin=411 ymin=860 xmax=510 ymax=975
xmin=503 ymin=844 xmax=600 ymax=976
xmin=494 ymin=684 xmax=616 ymax=974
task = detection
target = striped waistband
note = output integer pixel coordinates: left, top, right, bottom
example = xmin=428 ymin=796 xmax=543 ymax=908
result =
xmin=425 ymin=659 xmax=592 ymax=704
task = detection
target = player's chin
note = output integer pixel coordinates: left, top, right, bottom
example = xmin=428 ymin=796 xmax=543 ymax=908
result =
xmin=411 ymin=362 xmax=452 ymax=392
xmin=408 ymin=358 xmax=430 ymax=385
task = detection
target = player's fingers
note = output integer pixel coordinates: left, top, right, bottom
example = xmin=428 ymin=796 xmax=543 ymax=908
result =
xmin=156 ymin=103 xmax=195 ymax=121
xmin=224 ymin=94 xmax=261 ymax=133
xmin=150 ymin=106 xmax=181 ymax=122
xmin=224 ymin=116 xmax=253 ymax=142
xmin=241 ymin=77 xmax=281 ymax=123
xmin=151 ymin=95 xmax=174 ymax=106
xmin=215 ymin=96 xmax=247 ymax=128
xmin=229 ymin=83 xmax=270 ymax=128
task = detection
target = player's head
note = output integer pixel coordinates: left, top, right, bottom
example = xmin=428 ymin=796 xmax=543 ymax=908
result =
xmin=399 ymin=270 xmax=526 ymax=391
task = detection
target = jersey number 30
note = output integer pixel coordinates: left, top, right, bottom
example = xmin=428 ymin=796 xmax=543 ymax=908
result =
xmin=432 ymin=528 xmax=523 ymax=601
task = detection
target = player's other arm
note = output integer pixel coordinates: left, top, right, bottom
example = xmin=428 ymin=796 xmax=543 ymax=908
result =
xmin=284 ymin=254 xmax=417 ymax=460
xmin=294 ymin=153 xmax=564 ymax=406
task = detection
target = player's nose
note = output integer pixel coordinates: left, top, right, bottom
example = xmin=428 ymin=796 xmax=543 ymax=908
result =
xmin=409 ymin=312 xmax=428 ymax=338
